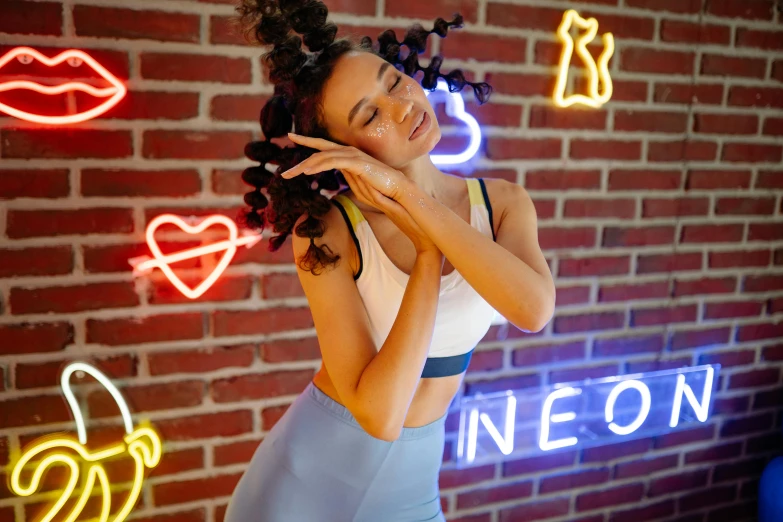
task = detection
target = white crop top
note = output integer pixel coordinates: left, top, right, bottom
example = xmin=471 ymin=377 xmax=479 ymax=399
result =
xmin=331 ymin=177 xmax=498 ymax=378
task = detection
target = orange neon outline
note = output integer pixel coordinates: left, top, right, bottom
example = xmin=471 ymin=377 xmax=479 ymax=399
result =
xmin=128 ymin=214 xmax=263 ymax=300
xmin=553 ymin=10 xmax=614 ymax=108
xmin=0 ymin=46 xmax=127 ymax=124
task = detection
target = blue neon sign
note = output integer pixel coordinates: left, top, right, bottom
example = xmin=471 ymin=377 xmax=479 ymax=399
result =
xmin=456 ymin=364 xmax=720 ymax=468
xmin=425 ymin=78 xmax=482 ymax=166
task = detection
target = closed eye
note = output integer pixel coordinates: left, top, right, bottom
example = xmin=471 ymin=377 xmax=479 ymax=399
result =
xmin=364 ymin=75 xmax=402 ymax=126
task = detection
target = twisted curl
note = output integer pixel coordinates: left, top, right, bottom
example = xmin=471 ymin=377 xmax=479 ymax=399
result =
xmin=232 ymin=0 xmax=493 ymax=275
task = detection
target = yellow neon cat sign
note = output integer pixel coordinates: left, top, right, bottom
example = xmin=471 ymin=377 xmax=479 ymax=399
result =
xmin=10 ymin=362 xmax=162 ymax=522
xmin=554 ymin=9 xmax=614 ymax=108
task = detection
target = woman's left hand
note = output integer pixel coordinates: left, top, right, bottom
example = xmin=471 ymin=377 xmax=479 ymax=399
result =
xmin=280 ymin=133 xmax=410 ymax=202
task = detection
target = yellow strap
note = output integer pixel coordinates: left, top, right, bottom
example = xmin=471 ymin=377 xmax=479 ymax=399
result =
xmin=466 ymin=177 xmax=483 ymax=207
xmin=332 ymin=193 xmax=366 ymax=231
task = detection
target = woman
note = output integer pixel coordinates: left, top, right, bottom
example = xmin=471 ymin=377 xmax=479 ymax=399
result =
xmin=225 ymin=1 xmax=556 ymax=520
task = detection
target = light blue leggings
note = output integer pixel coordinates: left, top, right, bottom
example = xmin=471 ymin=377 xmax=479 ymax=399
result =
xmin=224 ymin=381 xmax=448 ymax=522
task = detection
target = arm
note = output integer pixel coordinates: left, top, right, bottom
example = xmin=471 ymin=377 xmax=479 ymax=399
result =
xmin=293 ymin=209 xmax=443 ymax=442
xmin=396 ymin=178 xmax=555 ymax=332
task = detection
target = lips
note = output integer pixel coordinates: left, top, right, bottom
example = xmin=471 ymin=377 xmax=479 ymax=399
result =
xmin=409 ymin=110 xmax=425 ymax=139
xmin=0 ymin=46 xmax=126 ymax=125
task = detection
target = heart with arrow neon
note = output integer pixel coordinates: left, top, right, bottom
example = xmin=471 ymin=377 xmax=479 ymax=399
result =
xmin=128 ymin=213 xmax=263 ymax=300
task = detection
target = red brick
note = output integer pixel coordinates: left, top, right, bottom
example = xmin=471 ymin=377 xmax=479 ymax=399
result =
xmin=555 ymin=285 xmax=591 ymax=306
xmin=441 ymin=32 xmax=526 ymax=64
xmin=0 ymin=129 xmax=132 ymax=159
xmin=571 ymin=140 xmax=642 ymax=160
xmin=686 ymin=169 xmax=751 ymax=189
xmin=720 ymin=413 xmax=774 ymax=437
xmin=705 ymin=301 xmax=764 ymax=320
xmin=643 ymin=197 xmax=709 ymax=217
xmin=699 ymin=350 xmax=756 ymax=369
xmin=564 ymin=199 xmax=636 ymax=219
xmin=749 ymin=224 xmax=783 ymax=241
xmin=142 ymin=130 xmax=252 ymax=160
xmin=729 ymin=86 xmax=783 ymax=108
xmin=599 ymin=281 xmax=670 ymax=302
xmin=512 ymin=340 xmax=586 ymax=367
xmin=653 ymin=83 xmax=724 ymax=105
xmin=716 ymin=197 xmax=776 ymax=215
xmin=10 ymin=282 xmax=139 ymax=314
xmin=637 ymin=253 xmax=702 ymax=274
xmin=553 ymin=312 xmax=625 ymax=333
xmin=0 ymin=169 xmax=69 ymax=198
xmin=503 ymin=451 xmax=577 ymax=477
xmin=673 ymin=277 xmax=736 ymax=297
xmin=671 ymin=327 xmax=731 ymax=351
xmin=486 ymin=137 xmax=562 ymax=161
xmin=763 ymin=117 xmax=783 ymax=136
xmin=558 ymin=255 xmax=630 ymax=277
xmin=140 ymin=52 xmax=251 ymax=83
xmin=649 ymin=469 xmax=709 ymax=497
xmin=529 ymin=106 xmax=607 ymax=130
xmin=148 ymin=345 xmax=255 ymax=375
xmin=550 ymin=364 xmax=620 ymax=384
xmin=615 ymin=455 xmax=679 ymax=480
xmin=728 ymin=368 xmax=780 ymax=390
xmin=90 ymin=380 xmax=204 ymax=416
xmin=602 ymin=226 xmax=675 ymax=247
xmin=0 ymin=322 xmax=74 ymax=354
xmin=660 ymin=20 xmax=731 ymax=44
xmin=525 ymin=170 xmax=601 ymax=191
xmin=654 ymin=425 xmax=715 ymax=449
xmin=539 ymin=468 xmax=610 ymax=494
xmin=648 ymin=140 xmax=717 ymax=162
xmin=632 ymin=304 xmax=697 ymax=326
xmin=213 ymin=307 xmax=312 ymax=337
xmin=388 ymin=0 xmax=479 ymax=24
xmin=7 ymin=208 xmax=134 ymax=238
xmin=709 ymin=249 xmax=771 ymax=269
xmin=707 ymin=0 xmax=775 ymax=20
xmin=608 ymin=169 xmax=682 ymax=190
xmin=701 ymin=54 xmax=767 ymax=78
xmin=0 ymin=1 xmax=62 ymax=34
xmin=483 ymin=72 xmax=553 ymax=97
xmin=620 ymin=48 xmax=695 ymax=75
xmin=0 ymin=395 xmax=71 ymax=429
xmin=737 ymin=28 xmax=783 ymax=50
xmin=576 ymin=483 xmax=644 ymax=511
xmin=103 ymin=90 xmax=200 ymax=121
xmin=499 ymin=498 xmax=570 ymax=522
xmin=625 ymin=0 xmax=701 ymax=13
xmin=723 ymin=143 xmax=783 ymax=163
xmin=211 ymin=370 xmax=314 ymax=402
xmin=87 ymin=313 xmax=204 ymax=346
xmin=0 ymin=246 xmax=73 ymax=277
xmin=593 ymin=334 xmax=664 ymax=357
xmin=456 ymin=480 xmax=534 ymax=509
xmin=81 ymin=168 xmax=202 ymax=197
xmin=73 ymin=6 xmax=200 ymax=42
xmin=485 ymin=4 xmax=563 ymax=30
xmin=736 ymin=321 xmax=783 ymax=342
xmin=694 ymin=113 xmax=759 ymax=134
xmin=538 ymin=227 xmax=597 ymax=250
xmin=745 ymin=275 xmax=783 ymax=292
xmin=614 ymin=110 xmax=688 ymax=133
xmin=154 ymin=473 xmax=241 ymax=506
xmin=609 ymin=500 xmax=675 ymax=522
xmin=577 ymin=11 xmax=656 ymax=40
xmin=210 ymin=14 xmax=250 ymax=46
xmin=681 ymin=224 xmax=744 ymax=244
xmin=440 ymin=464 xmax=495 ymax=489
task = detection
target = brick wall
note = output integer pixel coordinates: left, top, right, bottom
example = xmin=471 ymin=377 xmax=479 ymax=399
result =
xmin=0 ymin=0 xmax=781 ymax=521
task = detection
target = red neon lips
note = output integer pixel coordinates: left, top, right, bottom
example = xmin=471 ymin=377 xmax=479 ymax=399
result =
xmin=0 ymin=46 xmax=126 ymax=124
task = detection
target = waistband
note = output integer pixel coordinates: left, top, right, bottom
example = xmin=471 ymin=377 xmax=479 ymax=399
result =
xmin=306 ymin=381 xmax=447 ymax=441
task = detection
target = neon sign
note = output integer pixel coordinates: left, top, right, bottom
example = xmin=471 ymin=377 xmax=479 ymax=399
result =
xmin=553 ymin=10 xmax=614 ymax=108
xmin=128 ymin=214 xmax=263 ymax=300
xmin=426 ymin=78 xmax=482 ymax=165
xmin=457 ymin=364 xmax=719 ymax=468
xmin=10 ymin=362 xmax=162 ymax=522
xmin=0 ymin=47 xmax=127 ymax=124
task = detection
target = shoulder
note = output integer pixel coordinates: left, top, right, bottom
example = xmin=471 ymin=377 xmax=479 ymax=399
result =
xmin=292 ymin=198 xmax=359 ymax=277
xmin=480 ymin=178 xmax=534 ymax=233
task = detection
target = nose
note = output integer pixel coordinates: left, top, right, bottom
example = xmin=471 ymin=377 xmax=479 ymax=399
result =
xmin=385 ymin=96 xmax=414 ymax=124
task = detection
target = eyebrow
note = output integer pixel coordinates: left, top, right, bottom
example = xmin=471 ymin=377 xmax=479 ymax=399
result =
xmin=347 ymin=62 xmax=393 ymax=126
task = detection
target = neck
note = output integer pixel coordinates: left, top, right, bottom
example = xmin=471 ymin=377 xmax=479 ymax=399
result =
xmin=397 ymin=154 xmax=452 ymax=204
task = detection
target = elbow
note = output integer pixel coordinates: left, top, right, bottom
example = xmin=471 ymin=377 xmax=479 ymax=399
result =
xmin=354 ymin=407 xmax=402 ymax=442
xmin=523 ymin=285 xmax=556 ymax=333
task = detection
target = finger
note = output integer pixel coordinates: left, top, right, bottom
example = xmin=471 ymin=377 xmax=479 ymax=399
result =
xmin=281 ymin=151 xmax=355 ymax=179
xmin=342 ymin=170 xmax=374 ymax=207
xmin=287 ymin=133 xmax=344 ymax=151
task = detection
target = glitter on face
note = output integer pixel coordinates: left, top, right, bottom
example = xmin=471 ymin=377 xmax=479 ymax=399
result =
xmin=366 ymin=120 xmax=390 ymax=138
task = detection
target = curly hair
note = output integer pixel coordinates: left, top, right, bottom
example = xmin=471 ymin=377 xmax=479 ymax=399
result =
xmin=232 ymin=0 xmax=493 ymax=275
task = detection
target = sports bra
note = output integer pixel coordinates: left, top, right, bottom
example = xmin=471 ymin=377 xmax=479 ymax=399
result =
xmin=330 ymin=177 xmax=498 ymax=378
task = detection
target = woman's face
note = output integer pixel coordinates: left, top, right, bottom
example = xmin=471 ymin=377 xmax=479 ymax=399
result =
xmin=320 ymin=51 xmax=441 ymax=168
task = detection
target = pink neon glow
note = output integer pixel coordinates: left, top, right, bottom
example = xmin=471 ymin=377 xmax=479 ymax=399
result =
xmin=0 ymin=46 xmax=127 ymax=124
xmin=128 ymin=214 xmax=262 ymax=300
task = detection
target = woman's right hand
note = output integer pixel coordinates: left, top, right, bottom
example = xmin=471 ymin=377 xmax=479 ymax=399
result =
xmin=342 ymin=170 xmax=443 ymax=259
